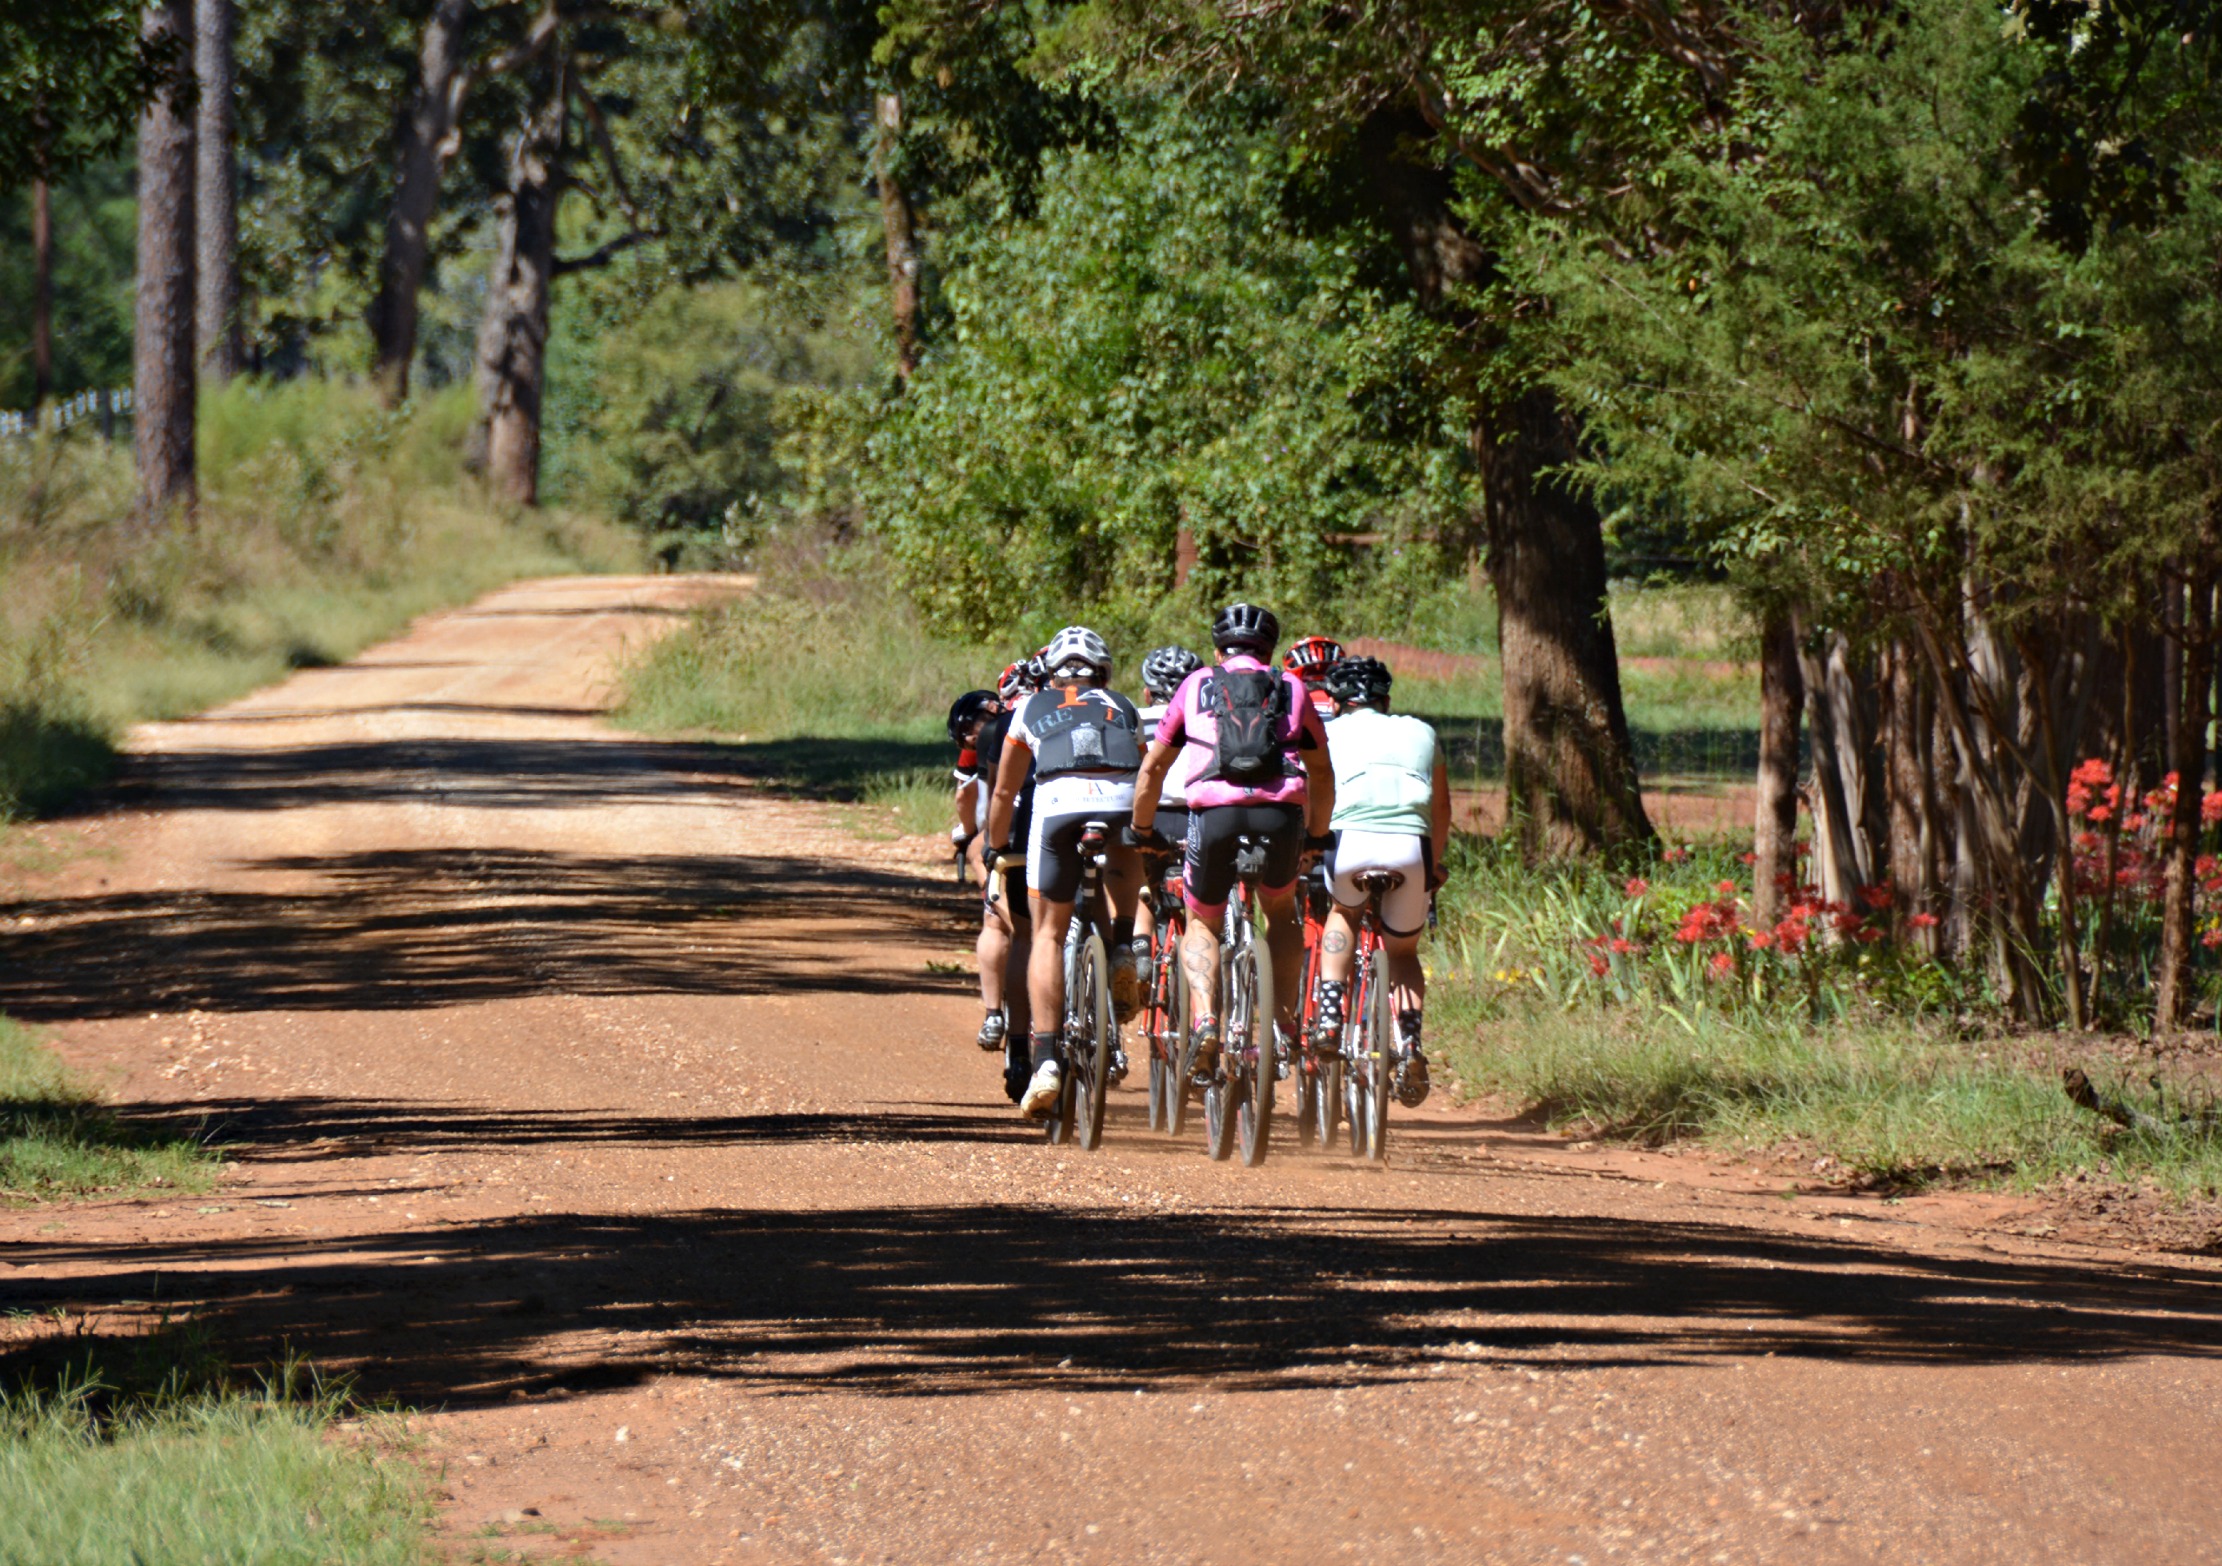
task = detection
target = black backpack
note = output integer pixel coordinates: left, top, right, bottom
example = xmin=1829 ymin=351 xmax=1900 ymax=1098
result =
xmin=1200 ymin=668 xmax=1290 ymax=785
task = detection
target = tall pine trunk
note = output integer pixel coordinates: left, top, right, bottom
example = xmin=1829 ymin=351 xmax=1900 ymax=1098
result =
xmin=874 ymin=92 xmax=921 ymax=381
xmin=1752 ymin=607 xmax=1803 ymax=927
xmin=2156 ymin=566 xmax=2215 ymax=1030
xmin=1480 ymin=389 xmax=1654 ymax=858
xmin=31 ymin=174 xmax=52 ymax=408
xmin=134 ymin=0 xmax=198 ymax=522
xmin=369 ymin=0 xmax=475 ymax=406
xmin=473 ymin=64 xmax=565 ymax=505
xmin=193 ymin=0 xmax=240 ymax=379
xmin=1356 ymin=109 xmax=1652 ymax=857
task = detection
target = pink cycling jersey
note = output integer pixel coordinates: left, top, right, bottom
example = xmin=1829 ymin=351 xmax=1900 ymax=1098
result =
xmin=1153 ymin=653 xmax=1326 ymax=809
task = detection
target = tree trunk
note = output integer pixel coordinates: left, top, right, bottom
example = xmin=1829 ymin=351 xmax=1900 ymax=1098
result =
xmin=2156 ymin=565 xmax=2215 ymax=1031
xmin=1796 ymin=623 xmax=1880 ymax=903
xmin=1882 ymin=639 xmax=1937 ymax=947
xmin=193 ymin=0 xmax=240 ymax=379
xmin=874 ymin=92 xmax=921 ymax=382
xmin=31 ymin=175 xmax=52 ymax=408
xmin=474 ymin=64 xmax=565 ymax=506
xmin=369 ymin=0 xmax=475 ymax=406
xmin=134 ymin=0 xmax=198 ymax=522
xmin=1352 ymin=109 xmax=1651 ymax=857
xmin=1752 ymin=607 xmax=1804 ymax=927
xmin=1480 ymin=389 xmax=1656 ymax=858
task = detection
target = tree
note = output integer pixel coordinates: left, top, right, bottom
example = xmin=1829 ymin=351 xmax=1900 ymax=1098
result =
xmin=194 ymin=0 xmax=241 ymax=378
xmin=134 ymin=0 xmax=198 ymax=520
xmin=2 ymin=3 xmax=187 ymax=407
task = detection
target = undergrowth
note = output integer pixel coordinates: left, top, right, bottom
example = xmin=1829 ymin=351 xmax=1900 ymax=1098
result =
xmin=0 ymin=379 xmax=639 ymax=818
xmin=0 ymin=1012 xmax=213 ymax=1201
xmin=0 ymin=1322 xmax=427 ymax=1565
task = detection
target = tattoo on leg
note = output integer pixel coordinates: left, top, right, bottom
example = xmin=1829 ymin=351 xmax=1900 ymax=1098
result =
xmin=1181 ymin=943 xmax=1217 ymax=988
xmin=1323 ymin=930 xmax=1350 ymax=954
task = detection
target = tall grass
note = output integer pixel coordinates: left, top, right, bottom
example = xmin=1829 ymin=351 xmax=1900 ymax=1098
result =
xmin=0 ymin=1332 xmax=426 ymax=1566
xmin=0 ymin=380 xmax=639 ymax=817
xmin=0 ymin=1012 xmax=212 ymax=1201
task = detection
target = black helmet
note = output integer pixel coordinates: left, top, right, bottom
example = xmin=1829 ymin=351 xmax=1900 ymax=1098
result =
xmin=1324 ymin=656 xmax=1392 ymax=710
xmin=1211 ymin=601 xmax=1279 ymax=655
xmin=1141 ymin=644 xmax=1203 ymax=700
xmin=947 ymin=689 xmax=996 ymax=744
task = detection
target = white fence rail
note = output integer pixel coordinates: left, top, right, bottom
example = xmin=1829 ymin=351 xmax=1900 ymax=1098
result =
xmin=0 ymin=388 xmax=135 ymax=439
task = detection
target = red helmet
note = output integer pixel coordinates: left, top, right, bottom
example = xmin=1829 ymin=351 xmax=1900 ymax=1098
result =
xmin=1283 ymin=635 xmax=1345 ymax=681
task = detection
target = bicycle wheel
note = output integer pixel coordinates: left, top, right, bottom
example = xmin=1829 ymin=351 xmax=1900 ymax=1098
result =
xmin=1344 ymin=950 xmax=1375 ymax=1159
xmin=1073 ymin=933 xmax=1114 ymax=1151
xmin=1361 ymin=946 xmax=1392 ymax=1162
xmin=1232 ymin=910 xmax=1275 ymax=1168
xmin=1146 ymin=918 xmax=1184 ymax=1133
xmin=1203 ymin=922 xmax=1240 ymax=1162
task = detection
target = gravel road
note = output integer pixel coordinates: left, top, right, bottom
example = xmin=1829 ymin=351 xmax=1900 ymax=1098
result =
xmin=2 ymin=574 xmax=2218 ymax=1565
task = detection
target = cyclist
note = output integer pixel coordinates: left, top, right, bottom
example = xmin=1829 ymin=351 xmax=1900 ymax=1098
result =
xmin=951 ymin=686 xmax=1032 ymax=1069
xmin=1131 ymin=603 xmax=1334 ymax=1071
xmin=1311 ymin=655 xmax=1451 ymax=1106
xmin=985 ymin=626 xmax=1146 ymax=1118
xmin=1132 ymin=645 xmax=1204 ymax=978
xmin=1283 ymin=634 xmax=1345 ymax=725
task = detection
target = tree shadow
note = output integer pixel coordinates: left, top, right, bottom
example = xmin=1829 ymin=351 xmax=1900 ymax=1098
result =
xmin=0 ymin=846 xmax=974 ymax=1020
xmin=7 ymin=1169 xmax=2218 ymax=1407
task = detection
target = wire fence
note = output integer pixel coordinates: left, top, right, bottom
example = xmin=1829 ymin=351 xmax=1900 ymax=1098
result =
xmin=0 ymin=388 xmax=135 ymax=440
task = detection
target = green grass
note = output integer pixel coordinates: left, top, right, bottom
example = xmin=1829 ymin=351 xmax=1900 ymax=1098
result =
xmin=0 ymin=1013 xmax=213 ymax=1202
xmin=0 ymin=1330 xmax=428 ymax=1566
xmin=0 ymin=380 xmax=640 ymax=818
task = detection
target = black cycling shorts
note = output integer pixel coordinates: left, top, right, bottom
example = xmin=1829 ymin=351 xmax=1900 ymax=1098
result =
xmin=1150 ymin=805 xmax=1192 ymax=855
xmin=1183 ymin=801 xmax=1304 ymax=912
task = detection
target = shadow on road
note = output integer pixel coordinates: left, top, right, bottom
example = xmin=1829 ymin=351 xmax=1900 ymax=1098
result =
xmin=8 ymin=1180 xmax=2219 ymax=1405
xmin=0 ymin=846 xmax=972 ymax=1019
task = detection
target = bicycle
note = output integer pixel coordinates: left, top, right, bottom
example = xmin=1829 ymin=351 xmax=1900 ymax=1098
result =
xmin=1192 ymin=834 xmax=1280 ymax=1166
xmin=1293 ymin=859 xmax=1337 ymax=1151
xmin=1043 ymin=819 xmax=1120 ymax=1151
xmin=1333 ymin=868 xmax=1408 ymax=1163
xmin=1138 ymin=847 xmax=1191 ymax=1135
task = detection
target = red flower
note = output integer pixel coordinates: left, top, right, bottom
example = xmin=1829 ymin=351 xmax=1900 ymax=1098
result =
xmin=1624 ymin=877 xmax=1650 ymax=898
xmin=1663 ymin=846 xmax=1690 ymax=863
xmin=1588 ymin=953 xmax=1610 ymax=976
xmin=2125 ymin=813 xmax=2147 ymax=831
xmin=1709 ymin=951 xmax=1735 ymax=977
xmin=1610 ymin=937 xmax=1636 ymax=955
xmin=1855 ymin=926 xmax=1885 ymax=943
xmin=1909 ymin=912 xmax=1940 ymax=929
xmin=2204 ymin=929 xmax=2222 ymax=950
xmin=1749 ymin=929 xmax=1775 ymax=950
xmin=1857 ymin=883 xmax=1895 ymax=910
xmin=2204 ymin=791 xmax=2222 ymax=826
xmin=1739 ymin=851 xmax=1758 ymax=866
xmin=2089 ymin=805 xmax=2114 ymax=824
xmin=1715 ymin=880 xmax=1737 ymax=897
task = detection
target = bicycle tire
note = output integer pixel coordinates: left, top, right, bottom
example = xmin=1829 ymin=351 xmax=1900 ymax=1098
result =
xmin=1147 ymin=915 xmax=1186 ymax=1134
xmin=1074 ymin=933 xmax=1114 ymax=1151
xmin=1233 ymin=908 xmax=1275 ymax=1168
xmin=1344 ymin=947 xmax=1375 ymax=1159
xmin=1362 ymin=946 xmax=1392 ymax=1162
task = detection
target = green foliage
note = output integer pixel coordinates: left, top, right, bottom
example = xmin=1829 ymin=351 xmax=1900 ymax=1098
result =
xmin=0 ymin=1338 xmax=427 ymax=1566
xmin=0 ymin=1012 xmax=213 ymax=1201
xmin=0 ymin=3 xmax=187 ymax=187
xmin=856 ymin=103 xmax=1474 ymax=638
xmin=0 ymin=159 xmax=134 ymax=406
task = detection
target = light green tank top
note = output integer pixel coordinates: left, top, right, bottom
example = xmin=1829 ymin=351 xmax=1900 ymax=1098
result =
xmin=1326 ymin=709 xmax=1437 ymax=835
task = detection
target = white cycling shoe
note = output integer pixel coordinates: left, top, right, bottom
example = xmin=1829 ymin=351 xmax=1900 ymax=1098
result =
xmin=1019 ymin=1059 xmax=1064 ymax=1118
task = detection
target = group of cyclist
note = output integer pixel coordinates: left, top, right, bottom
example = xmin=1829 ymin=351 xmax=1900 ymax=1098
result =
xmin=946 ymin=602 xmax=1453 ymax=1145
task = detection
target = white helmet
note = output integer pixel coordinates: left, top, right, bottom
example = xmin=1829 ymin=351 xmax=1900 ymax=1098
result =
xmin=1041 ymin=625 xmax=1112 ymax=682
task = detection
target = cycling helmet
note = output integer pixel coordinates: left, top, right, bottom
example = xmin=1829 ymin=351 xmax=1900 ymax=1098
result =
xmin=1283 ymin=634 xmax=1345 ymax=679
xmin=947 ymin=689 xmax=996 ymax=745
xmin=1324 ymin=655 xmax=1393 ymax=710
xmin=1141 ymin=644 xmax=1203 ymax=700
xmin=1041 ymin=625 xmax=1113 ymax=682
xmin=996 ymin=661 xmax=1037 ymax=702
xmin=1211 ymin=601 xmax=1279 ymax=655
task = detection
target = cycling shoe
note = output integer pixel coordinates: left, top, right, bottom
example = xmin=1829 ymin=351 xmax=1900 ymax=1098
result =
xmin=1020 ymin=1059 xmax=1064 ymax=1118
xmin=977 ymin=1011 xmax=1007 ymax=1053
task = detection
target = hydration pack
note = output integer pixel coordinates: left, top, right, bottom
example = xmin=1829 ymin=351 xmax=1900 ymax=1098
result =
xmin=1200 ymin=668 xmax=1290 ymax=785
xmin=1025 ymin=690 xmax=1143 ymax=778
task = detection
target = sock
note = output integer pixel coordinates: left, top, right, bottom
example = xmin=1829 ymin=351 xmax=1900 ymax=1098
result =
xmin=1396 ymin=1009 xmax=1424 ymax=1051
xmin=1030 ymin=1031 xmax=1061 ymax=1072
xmin=1110 ymin=917 xmax=1135 ymax=950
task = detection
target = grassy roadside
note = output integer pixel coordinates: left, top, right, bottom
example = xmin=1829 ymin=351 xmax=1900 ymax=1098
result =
xmin=0 ymin=380 xmax=639 ymax=819
xmin=0 ymin=1012 xmax=213 ymax=1203
xmin=0 ymin=1327 xmax=428 ymax=1566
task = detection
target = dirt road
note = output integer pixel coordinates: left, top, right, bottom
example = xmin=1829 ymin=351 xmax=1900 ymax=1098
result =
xmin=3 ymin=575 xmax=2220 ymax=1564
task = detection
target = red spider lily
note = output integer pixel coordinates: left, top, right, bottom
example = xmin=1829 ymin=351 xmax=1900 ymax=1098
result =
xmin=2205 ymin=791 xmax=2222 ymax=826
xmin=1855 ymin=926 xmax=1886 ymax=943
xmin=1715 ymin=879 xmax=1737 ymax=897
xmin=1908 ymin=912 xmax=1940 ymax=929
xmin=1624 ymin=877 xmax=1650 ymax=898
xmin=2203 ymin=928 xmax=2222 ymax=950
xmin=1748 ymin=929 xmax=1774 ymax=950
xmin=1739 ymin=851 xmax=1758 ymax=866
xmin=1708 ymin=951 xmax=1735 ymax=977
xmin=1856 ymin=883 xmax=1895 ymax=910
xmin=1609 ymin=937 xmax=1637 ymax=955
xmin=1663 ymin=846 xmax=1690 ymax=862
xmin=1588 ymin=953 xmax=1610 ymax=976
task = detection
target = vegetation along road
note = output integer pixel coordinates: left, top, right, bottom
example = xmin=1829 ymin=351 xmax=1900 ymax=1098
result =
xmin=0 ymin=577 xmax=2214 ymax=1564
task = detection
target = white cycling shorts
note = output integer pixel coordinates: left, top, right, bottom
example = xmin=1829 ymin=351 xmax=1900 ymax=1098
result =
xmin=1026 ymin=775 xmax=1135 ymax=900
xmin=1328 ymin=829 xmax=1429 ymax=937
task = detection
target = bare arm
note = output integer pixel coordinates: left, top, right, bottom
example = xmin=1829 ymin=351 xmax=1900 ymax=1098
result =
xmin=985 ymin=739 xmax=1030 ymax=852
xmin=1303 ymin=719 xmax=1336 ymax=837
xmin=954 ymin=777 xmax=980 ymax=834
xmin=1430 ymin=755 xmax=1453 ymax=872
xmin=1132 ymin=739 xmax=1175 ymax=833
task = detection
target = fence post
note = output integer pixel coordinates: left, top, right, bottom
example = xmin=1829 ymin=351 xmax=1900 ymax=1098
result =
xmin=100 ymin=389 xmax=114 ymax=442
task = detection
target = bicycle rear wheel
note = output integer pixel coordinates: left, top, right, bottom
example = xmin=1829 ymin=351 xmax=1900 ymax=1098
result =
xmin=1073 ymin=933 xmax=1114 ymax=1151
xmin=1147 ymin=919 xmax=1188 ymax=1134
xmin=1232 ymin=913 xmax=1275 ymax=1168
xmin=1344 ymin=950 xmax=1376 ymax=1159
xmin=1360 ymin=949 xmax=1392 ymax=1161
